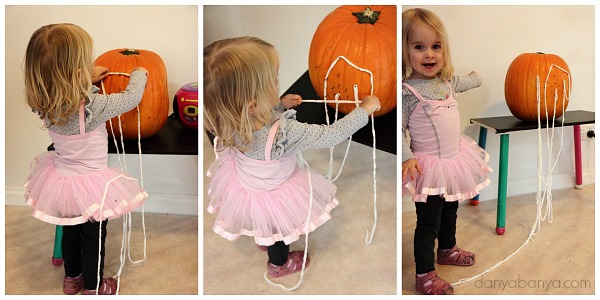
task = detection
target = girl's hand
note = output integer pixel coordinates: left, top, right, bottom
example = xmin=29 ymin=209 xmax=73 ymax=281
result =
xmin=281 ymin=94 xmax=302 ymax=109
xmin=402 ymin=158 xmax=423 ymax=181
xmin=91 ymin=66 xmax=109 ymax=83
xmin=359 ymin=95 xmax=381 ymax=115
xmin=132 ymin=67 xmax=149 ymax=76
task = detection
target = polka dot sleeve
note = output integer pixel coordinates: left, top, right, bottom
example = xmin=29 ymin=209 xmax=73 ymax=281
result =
xmin=280 ymin=107 xmax=369 ymax=152
xmin=243 ymin=107 xmax=369 ymax=160
xmin=86 ymin=70 xmax=148 ymax=131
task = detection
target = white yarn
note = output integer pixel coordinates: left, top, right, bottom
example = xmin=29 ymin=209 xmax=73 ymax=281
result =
xmin=328 ymin=92 xmax=355 ymax=182
xmin=107 ymin=119 xmax=124 ymax=170
xmin=97 ymin=72 xmax=148 ymax=295
xmin=265 ymin=56 xmax=379 ymax=291
xmin=451 ymin=66 xmax=570 ymax=287
xmin=365 ymin=112 xmax=377 ymax=244
xmin=94 ymin=174 xmax=141 ymax=294
xmin=321 ymin=56 xmax=378 ymax=244
xmin=264 ymin=152 xmax=313 ymax=291
xmin=302 ymin=99 xmax=362 ymax=104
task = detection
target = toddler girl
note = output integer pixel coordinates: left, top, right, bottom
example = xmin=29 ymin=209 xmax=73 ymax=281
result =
xmin=402 ymin=8 xmax=492 ymax=295
xmin=24 ymin=23 xmax=148 ymax=295
xmin=204 ymin=36 xmax=380 ymax=279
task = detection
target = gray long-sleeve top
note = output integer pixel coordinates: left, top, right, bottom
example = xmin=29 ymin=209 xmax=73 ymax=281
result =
xmin=243 ymin=103 xmax=370 ymax=161
xmin=46 ymin=70 xmax=147 ymax=135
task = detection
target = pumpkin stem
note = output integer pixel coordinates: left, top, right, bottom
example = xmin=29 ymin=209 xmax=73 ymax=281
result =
xmin=352 ymin=7 xmax=381 ymax=25
xmin=120 ymin=49 xmax=140 ymax=55
xmin=536 ymin=52 xmax=545 ymax=54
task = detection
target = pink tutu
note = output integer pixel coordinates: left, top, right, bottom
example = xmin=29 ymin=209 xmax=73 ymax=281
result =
xmin=403 ymin=135 xmax=492 ymax=202
xmin=207 ymin=147 xmax=338 ymax=246
xmin=24 ymin=151 xmax=147 ymax=225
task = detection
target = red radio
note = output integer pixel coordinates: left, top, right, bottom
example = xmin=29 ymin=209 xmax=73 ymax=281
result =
xmin=173 ymin=82 xmax=198 ymax=130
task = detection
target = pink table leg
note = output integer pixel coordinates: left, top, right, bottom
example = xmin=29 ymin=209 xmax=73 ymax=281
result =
xmin=574 ymin=125 xmax=583 ymax=189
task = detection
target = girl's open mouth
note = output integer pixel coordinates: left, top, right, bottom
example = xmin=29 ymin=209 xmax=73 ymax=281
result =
xmin=422 ymin=63 xmax=436 ymax=68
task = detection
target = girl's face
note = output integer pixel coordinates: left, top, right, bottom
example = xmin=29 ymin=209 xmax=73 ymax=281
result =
xmin=407 ymin=22 xmax=444 ymax=80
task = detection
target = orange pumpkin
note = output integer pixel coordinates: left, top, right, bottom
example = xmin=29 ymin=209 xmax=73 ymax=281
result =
xmin=308 ymin=5 xmax=397 ymax=117
xmin=95 ymin=48 xmax=169 ymax=139
xmin=504 ymin=52 xmax=571 ymax=122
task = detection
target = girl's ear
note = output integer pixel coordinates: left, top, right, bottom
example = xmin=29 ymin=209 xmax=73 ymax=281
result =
xmin=247 ymin=99 xmax=257 ymax=114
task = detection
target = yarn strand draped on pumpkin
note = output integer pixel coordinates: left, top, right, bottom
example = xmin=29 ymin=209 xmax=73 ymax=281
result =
xmin=94 ymin=48 xmax=169 ymax=139
xmin=308 ymin=5 xmax=396 ymax=117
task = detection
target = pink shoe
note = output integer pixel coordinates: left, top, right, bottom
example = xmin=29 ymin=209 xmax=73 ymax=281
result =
xmin=267 ymin=251 xmax=310 ymax=278
xmin=82 ymin=278 xmax=118 ymax=295
xmin=415 ymin=271 xmax=454 ymax=295
xmin=437 ymin=245 xmax=475 ymax=266
xmin=63 ymin=273 xmax=83 ymax=295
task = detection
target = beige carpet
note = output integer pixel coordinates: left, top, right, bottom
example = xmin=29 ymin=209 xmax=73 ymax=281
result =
xmin=202 ymin=132 xmax=398 ymax=295
xmin=402 ymin=184 xmax=595 ymax=295
xmin=5 ymin=206 xmax=198 ymax=295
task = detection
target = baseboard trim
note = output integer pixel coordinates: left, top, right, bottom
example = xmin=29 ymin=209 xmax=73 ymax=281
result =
xmin=5 ymin=187 xmax=198 ymax=216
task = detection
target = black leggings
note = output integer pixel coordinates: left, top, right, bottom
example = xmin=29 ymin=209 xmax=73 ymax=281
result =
xmin=267 ymin=241 xmax=289 ymax=266
xmin=414 ymin=195 xmax=458 ymax=274
xmin=62 ymin=220 xmax=108 ymax=290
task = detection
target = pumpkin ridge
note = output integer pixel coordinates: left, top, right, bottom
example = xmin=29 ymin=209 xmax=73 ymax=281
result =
xmin=311 ymin=18 xmax=349 ymax=97
xmin=524 ymin=54 xmax=536 ymax=120
xmin=515 ymin=54 xmax=528 ymax=119
xmin=517 ymin=55 xmax=529 ymax=119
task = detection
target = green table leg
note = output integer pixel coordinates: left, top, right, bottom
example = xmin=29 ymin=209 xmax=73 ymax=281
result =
xmin=52 ymin=225 xmax=64 ymax=266
xmin=471 ymin=127 xmax=488 ymax=206
xmin=496 ymin=134 xmax=509 ymax=235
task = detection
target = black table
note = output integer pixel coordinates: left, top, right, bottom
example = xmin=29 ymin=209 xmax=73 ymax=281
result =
xmin=470 ymin=110 xmax=595 ymax=235
xmin=108 ymin=114 xmax=198 ymax=155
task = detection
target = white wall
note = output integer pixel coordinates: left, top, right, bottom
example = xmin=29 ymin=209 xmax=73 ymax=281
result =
xmin=203 ymin=5 xmax=338 ymax=97
xmin=5 ymin=4 xmax=595 ymax=215
xmin=5 ymin=6 xmax=199 ymax=214
xmin=402 ymin=5 xmax=595 ymax=212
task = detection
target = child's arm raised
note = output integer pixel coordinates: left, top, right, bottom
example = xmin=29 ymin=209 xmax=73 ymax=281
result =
xmin=281 ymin=95 xmax=380 ymax=152
xmin=451 ymin=71 xmax=482 ymax=93
xmin=88 ymin=68 xmax=148 ymax=122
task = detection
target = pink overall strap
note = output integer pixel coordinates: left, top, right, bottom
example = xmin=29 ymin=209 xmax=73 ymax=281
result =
xmin=403 ymin=81 xmax=454 ymax=100
xmin=402 ymin=82 xmax=425 ymax=102
xmin=78 ymin=101 xmax=86 ymax=134
xmin=264 ymin=120 xmax=281 ymax=161
xmin=444 ymin=80 xmax=454 ymax=96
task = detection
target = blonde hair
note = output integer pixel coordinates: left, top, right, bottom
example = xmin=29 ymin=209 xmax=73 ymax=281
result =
xmin=24 ymin=23 xmax=95 ymax=126
xmin=402 ymin=8 xmax=454 ymax=81
xmin=203 ymin=36 xmax=280 ymax=151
